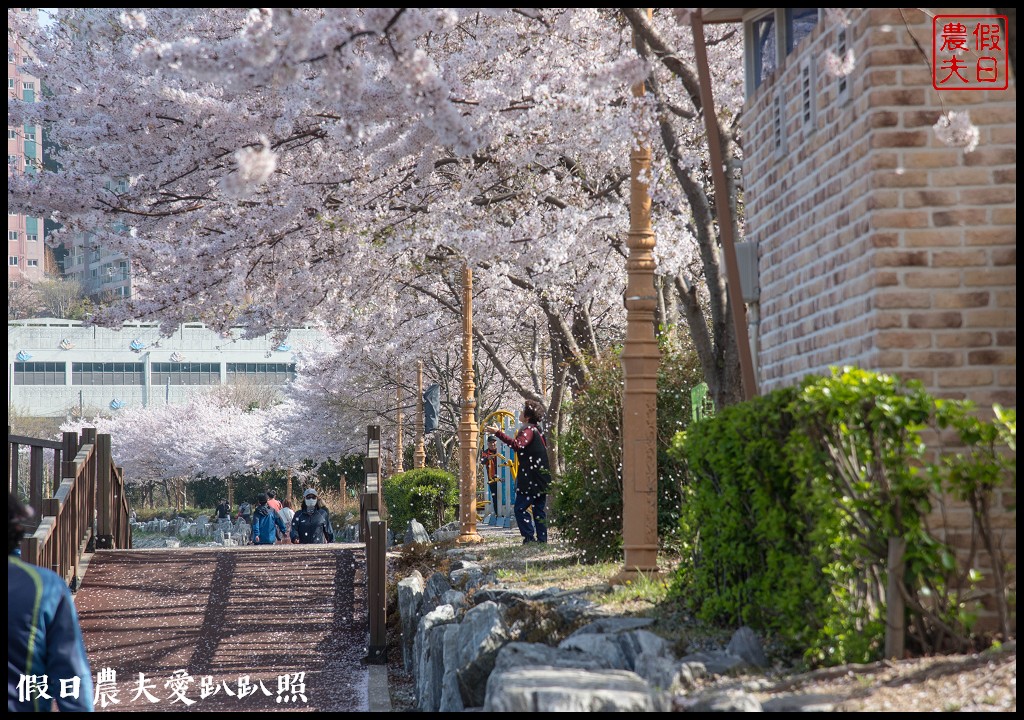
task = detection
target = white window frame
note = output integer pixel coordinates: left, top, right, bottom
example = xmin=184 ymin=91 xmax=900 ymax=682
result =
xmin=9 ymin=256 xmax=20 ymax=266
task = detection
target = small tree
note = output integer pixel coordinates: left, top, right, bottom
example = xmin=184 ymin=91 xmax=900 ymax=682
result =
xmin=35 ymin=276 xmax=90 ymax=319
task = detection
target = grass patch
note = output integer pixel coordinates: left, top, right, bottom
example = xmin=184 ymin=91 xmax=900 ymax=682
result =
xmin=599 ymin=572 xmax=671 ymax=606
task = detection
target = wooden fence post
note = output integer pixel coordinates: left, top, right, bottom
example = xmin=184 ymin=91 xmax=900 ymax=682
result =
xmin=30 ymin=445 xmax=44 ymax=516
xmin=366 ymin=513 xmax=388 ymax=664
xmin=95 ymin=434 xmax=113 ymax=549
xmin=9 ymin=438 xmax=19 ymax=496
xmin=61 ymin=431 xmax=78 ymax=481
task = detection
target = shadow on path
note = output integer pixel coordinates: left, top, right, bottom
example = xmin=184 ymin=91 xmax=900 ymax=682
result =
xmin=75 ymin=545 xmax=368 ymax=711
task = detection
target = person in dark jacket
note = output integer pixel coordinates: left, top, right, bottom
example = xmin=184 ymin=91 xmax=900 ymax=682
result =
xmin=486 ymin=399 xmax=551 ymax=544
xmin=215 ymin=498 xmax=231 ymax=522
xmin=251 ymin=493 xmax=287 ymax=546
xmin=290 ymin=488 xmax=335 ymax=544
xmin=8 ymin=493 xmax=95 ymax=712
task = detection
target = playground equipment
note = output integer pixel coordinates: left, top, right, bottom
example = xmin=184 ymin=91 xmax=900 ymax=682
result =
xmin=478 ymin=409 xmax=517 ymax=528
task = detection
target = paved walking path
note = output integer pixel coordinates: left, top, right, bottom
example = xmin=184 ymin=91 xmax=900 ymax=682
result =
xmin=74 ymin=545 xmax=368 ymax=712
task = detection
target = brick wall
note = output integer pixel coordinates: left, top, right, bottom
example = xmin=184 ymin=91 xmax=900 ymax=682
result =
xmin=748 ymin=8 xmax=1015 ymax=408
xmin=742 ymin=8 xmax=1015 ymax=633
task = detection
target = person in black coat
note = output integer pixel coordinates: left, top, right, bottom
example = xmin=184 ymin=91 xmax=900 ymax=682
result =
xmin=290 ymin=488 xmax=335 ymax=544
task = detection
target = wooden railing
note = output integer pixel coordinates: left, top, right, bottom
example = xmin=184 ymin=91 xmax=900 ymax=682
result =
xmin=361 ymin=425 xmax=387 ymax=663
xmin=10 ymin=428 xmax=131 ymax=588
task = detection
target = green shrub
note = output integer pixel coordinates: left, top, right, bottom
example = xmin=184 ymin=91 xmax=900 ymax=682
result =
xmin=669 ymin=386 xmax=826 ymax=651
xmin=672 ymin=366 xmax=1016 ymax=666
xmin=383 ymin=468 xmax=459 ymax=535
xmin=552 ymin=336 xmax=703 ymax=562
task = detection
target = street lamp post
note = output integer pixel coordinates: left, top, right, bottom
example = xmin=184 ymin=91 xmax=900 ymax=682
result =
xmin=414 ymin=360 xmax=426 ymax=469
xmin=395 ymin=376 xmax=404 ymax=474
xmin=615 ymin=9 xmax=661 ymax=583
xmin=457 ymin=263 xmax=482 ymax=545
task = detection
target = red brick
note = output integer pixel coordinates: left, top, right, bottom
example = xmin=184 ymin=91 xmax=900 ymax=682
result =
xmin=869 ymin=232 xmax=901 ymax=248
xmin=870 ymin=130 xmax=929 ymax=148
xmin=960 ymin=187 xmax=1017 ymax=205
xmin=964 ymin=146 xmax=1016 ymax=167
xmin=964 ymin=310 xmax=1016 ymax=327
xmin=968 ymin=105 xmax=1018 ymax=125
xmin=876 ymin=332 xmax=933 ymax=349
xmin=907 ymin=312 xmax=963 ymax=329
xmin=874 ymin=351 xmax=906 ymax=367
xmin=965 ymin=227 xmax=1017 ymax=246
xmin=991 ymin=247 xmax=1016 ymax=265
xmin=874 ymin=250 xmax=928 ymax=267
xmin=873 ymin=210 xmax=931 ymax=229
xmin=991 ymin=208 xmax=1016 ymax=225
xmin=867 ymin=48 xmax=922 ymax=66
xmin=936 ymin=369 xmax=994 ymax=387
xmin=903 ymin=189 xmax=959 ymax=208
xmin=934 ymin=292 xmax=991 ymax=309
xmin=901 ymin=66 xmax=935 ymax=85
xmin=901 ymin=150 xmax=959 ymax=169
xmin=873 ymin=312 xmax=904 ymax=329
xmin=931 ymin=168 xmax=993 ymax=186
xmin=870 ymin=153 xmax=900 ymax=171
xmin=905 ymin=269 xmax=962 ymax=288
xmin=995 ymin=331 xmax=1016 ymax=346
xmin=873 ymin=169 xmax=930 ymax=188
xmin=876 ymin=291 xmax=933 ymax=309
xmin=996 ymin=368 xmax=1016 ymax=385
xmin=876 ymin=270 xmax=899 ymax=286
xmin=933 ymin=209 xmax=989 ymax=227
xmin=867 ymin=110 xmax=900 ymax=128
xmin=902 ymin=229 xmax=963 ymax=247
xmin=964 ymin=268 xmax=1017 ymax=286
xmin=994 ymin=290 xmax=1015 ymax=308
xmin=935 ymin=331 xmax=992 ymax=348
xmin=932 ymin=250 xmax=988 ymax=267
xmin=973 ymin=389 xmax=1017 ymax=406
xmin=908 ymin=351 xmax=962 ymax=368
xmin=993 ymin=168 xmax=1016 ymax=184
xmin=968 ymin=349 xmax=1016 ymax=365
xmin=867 ymin=192 xmax=900 ymax=210
xmin=903 ymin=109 xmax=944 ymax=128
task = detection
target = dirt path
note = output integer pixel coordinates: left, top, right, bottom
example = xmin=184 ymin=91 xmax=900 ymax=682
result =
xmin=74 ymin=545 xmax=368 ymax=712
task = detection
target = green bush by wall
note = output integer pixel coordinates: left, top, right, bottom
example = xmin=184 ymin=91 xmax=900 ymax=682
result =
xmin=383 ymin=468 xmax=459 ymax=535
xmin=672 ymin=366 xmax=1015 ymax=666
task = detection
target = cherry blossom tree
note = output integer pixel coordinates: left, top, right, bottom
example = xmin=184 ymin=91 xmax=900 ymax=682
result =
xmin=12 ymin=8 xmax=747 ymax=428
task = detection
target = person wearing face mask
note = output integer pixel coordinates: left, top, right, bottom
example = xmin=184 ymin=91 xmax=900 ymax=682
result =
xmin=290 ymin=488 xmax=335 ymax=544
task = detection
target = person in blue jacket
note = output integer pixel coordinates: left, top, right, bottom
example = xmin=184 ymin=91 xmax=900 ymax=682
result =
xmin=250 ymin=493 xmax=287 ymax=546
xmin=8 ymin=492 xmax=95 ymax=712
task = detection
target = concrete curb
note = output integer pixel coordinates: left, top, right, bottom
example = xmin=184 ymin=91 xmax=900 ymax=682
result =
xmin=367 ymin=664 xmax=392 ymax=712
